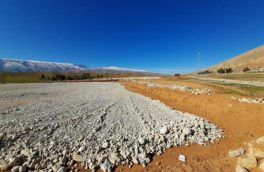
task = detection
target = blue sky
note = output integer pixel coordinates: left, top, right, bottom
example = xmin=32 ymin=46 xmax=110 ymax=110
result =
xmin=0 ymin=0 xmax=264 ymax=73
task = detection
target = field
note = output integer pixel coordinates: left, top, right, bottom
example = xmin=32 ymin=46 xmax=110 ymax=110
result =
xmin=0 ymin=76 xmax=264 ymax=172
xmin=0 ymin=72 xmax=152 ymax=84
xmin=195 ymin=73 xmax=264 ymax=82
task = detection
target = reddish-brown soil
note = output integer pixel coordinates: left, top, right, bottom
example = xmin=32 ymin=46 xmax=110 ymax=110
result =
xmin=111 ymin=80 xmax=264 ymax=172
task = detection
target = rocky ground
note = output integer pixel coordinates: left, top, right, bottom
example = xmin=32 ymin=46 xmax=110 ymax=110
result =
xmin=0 ymin=82 xmax=222 ymax=172
xmin=130 ymin=80 xmax=215 ymax=95
xmin=230 ymin=96 xmax=264 ymax=104
xmin=121 ymin=80 xmax=264 ymax=172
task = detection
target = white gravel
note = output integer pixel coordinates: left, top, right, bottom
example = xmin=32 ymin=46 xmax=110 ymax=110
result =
xmin=0 ymin=82 xmax=223 ymax=171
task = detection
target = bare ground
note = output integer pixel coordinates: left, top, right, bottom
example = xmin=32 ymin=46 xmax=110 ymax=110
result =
xmin=118 ymin=79 xmax=264 ymax=172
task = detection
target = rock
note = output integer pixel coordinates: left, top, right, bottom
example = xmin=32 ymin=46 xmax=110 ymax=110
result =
xmin=259 ymin=159 xmax=264 ymax=171
xmin=237 ymin=154 xmax=257 ymax=169
xmin=228 ymin=148 xmax=245 ymax=157
xmin=78 ymin=146 xmax=85 ymax=152
xmin=60 ymin=156 xmax=67 ymax=166
xmin=132 ymin=157 xmax=139 ymax=164
xmin=256 ymin=136 xmax=264 ymax=144
xmin=21 ymin=148 xmax=31 ymax=157
xmin=160 ymin=126 xmax=168 ymax=134
xmin=138 ymin=137 xmax=145 ymax=145
xmin=72 ymin=154 xmax=83 ymax=162
xmin=8 ymin=155 xmax=25 ymax=168
xmin=0 ymin=133 xmax=4 ymax=140
xmin=11 ymin=166 xmax=20 ymax=172
xmin=102 ymin=142 xmax=109 ymax=149
xmin=182 ymin=128 xmax=191 ymax=136
xmin=28 ymin=159 xmax=38 ymax=168
xmin=108 ymin=153 xmax=119 ymax=165
xmin=138 ymin=152 xmax=147 ymax=164
xmin=248 ymin=146 xmax=264 ymax=159
xmin=57 ymin=167 xmax=66 ymax=172
xmin=19 ymin=165 xmax=26 ymax=172
xmin=100 ymin=159 xmax=112 ymax=172
xmin=0 ymin=159 xmax=8 ymax=170
xmin=236 ymin=165 xmax=249 ymax=172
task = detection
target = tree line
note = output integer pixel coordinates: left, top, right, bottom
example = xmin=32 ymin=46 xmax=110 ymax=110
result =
xmin=40 ymin=73 xmax=102 ymax=81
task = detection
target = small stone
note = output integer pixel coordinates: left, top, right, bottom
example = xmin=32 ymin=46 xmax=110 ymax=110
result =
xmin=57 ymin=167 xmax=66 ymax=172
xmin=11 ymin=166 xmax=20 ymax=172
xmin=102 ymin=142 xmax=109 ymax=149
xmin=0 ymin=160 xmax=8 ymax=170
xmin=248 ymin=146 xmax=264 ymax=159
xmin=138 ymin=137 xmax=145 ymax=145
xmin=256 ymin=136 xmax=264 ymax=144
xmin=100 ymin=159 xmax=112 ymax=172
xmin=237 ymin=154 xmax=257 ymax=170
xmin=236 ymin=165 xmax=249 ymax=172
xmin=60 ymin=156 xmax=67 ymax=166
xmin=259 ymin=159 xmax=264 ymax=171
xmin=8 ymin=155 xmax=25 ymax=168
xmin=0 ymin=133 xmax=4 ymax=140
xmin=228 ymin=148 xmax=245 ymax=157
xmin=138 ymin=152 xmax=147 ymax=164
xmin=78 ymin=146 xmax=85 ymax=152
xmin=132 ymin=157 xmax=139 ymax=164
xmin=160 ymin=126 xmax=168 ymax=134
xmin=182 ymin=128 xmax=191 ymax=136
xmin=19 ymin=165 xmax=26 ymax=172
xmin=72 ymin=154 xmax=83 ymax=162
xmin=21 ymin=148 xmax=31 ymax=157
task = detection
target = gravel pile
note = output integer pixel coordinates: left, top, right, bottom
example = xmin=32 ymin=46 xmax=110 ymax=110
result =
xmin=133 ymin=80 xmax=215 ymax=95
xmin=0 ymin=83 xmax=223 ymax=171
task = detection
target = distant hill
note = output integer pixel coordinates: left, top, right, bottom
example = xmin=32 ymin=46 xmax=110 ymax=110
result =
xmin=0 ymin=58 xmax=87 ymax=72
xmin=0 ymin=58 xmax=152 ymax=74
xmin=208 ymin=44 xmax=264 ymax=72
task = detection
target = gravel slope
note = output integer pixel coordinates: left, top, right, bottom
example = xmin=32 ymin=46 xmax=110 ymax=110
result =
xmin=0 ymin=82 xmax=222 ymax=171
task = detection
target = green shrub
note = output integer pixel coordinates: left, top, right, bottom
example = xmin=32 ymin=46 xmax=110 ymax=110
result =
xmin=243 ymin=67 xmax=250 ymax=72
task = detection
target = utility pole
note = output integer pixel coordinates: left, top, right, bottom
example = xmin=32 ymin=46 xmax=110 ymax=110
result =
xmin=197 ymin=52 xmax=200 ymax=75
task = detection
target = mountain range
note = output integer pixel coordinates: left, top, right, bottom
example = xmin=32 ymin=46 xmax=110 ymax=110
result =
xmin=0 ymin=58 xmax=146 ymax=73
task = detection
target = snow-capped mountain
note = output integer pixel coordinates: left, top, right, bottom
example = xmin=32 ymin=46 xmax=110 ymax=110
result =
xmin=0 ymin=58 xmax=87 ymax=72
xmin=0 ymin=58 xmax=152 ymax=74
xmin=97 ymin=66 xmax=146 ymax=72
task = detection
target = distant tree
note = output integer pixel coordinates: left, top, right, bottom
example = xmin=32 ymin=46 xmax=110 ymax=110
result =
xmin=51 ymin=76 xmax=57 ymax=81
xmin=80 ymin=73 xmax=91 ymax=80
xmin=55 ymin=74 xmax=66 ymax=80
xmin=67 ymin=76 xmax=74 ymax=80
xmin=40 ymin=74 xmax=46 ymax=80
xmin=73 ymin=75 xmax=80 ymax=80
xmin=217 ymin=68 xmax=225 ymax=74
xmin=217 ymin=68 xmax=233 ymax=74
xmin=226 ymin=67 xmax=233 ymax=73
xmin=243 ymin=67 xmax=250 ymax=72
xmin=174 ymin=73 xmax=180 ymax=77
xmin=198 ymin=70 xmax=212 ymax=75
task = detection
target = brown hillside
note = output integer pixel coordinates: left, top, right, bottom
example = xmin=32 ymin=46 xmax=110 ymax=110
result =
xmin=209 ymin=44 xmax=264 ymax=72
